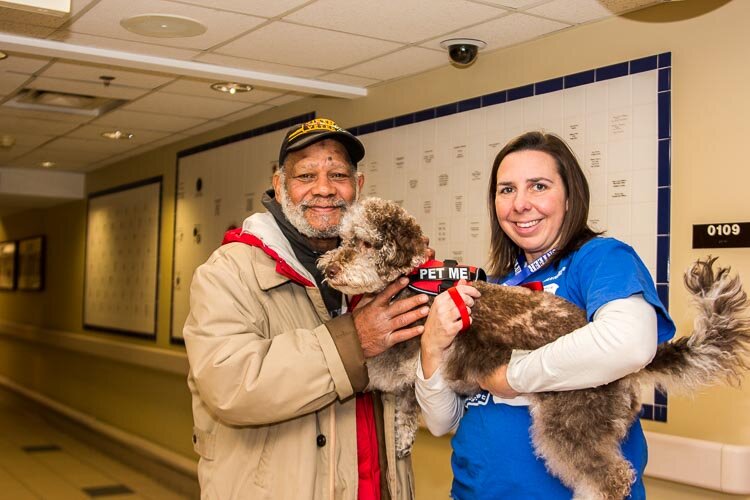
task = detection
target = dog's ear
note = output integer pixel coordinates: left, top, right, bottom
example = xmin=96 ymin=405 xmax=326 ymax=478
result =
xmin=365 ymin=199 xmax=427 ymax=269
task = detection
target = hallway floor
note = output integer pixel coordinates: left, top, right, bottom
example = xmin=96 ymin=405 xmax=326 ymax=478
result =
xmin=0 ymin=387 xmax=189 ymax=499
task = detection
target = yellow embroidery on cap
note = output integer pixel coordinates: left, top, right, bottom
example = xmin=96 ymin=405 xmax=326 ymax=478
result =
xmin=288 ymin=118 xmax=344 ymax=141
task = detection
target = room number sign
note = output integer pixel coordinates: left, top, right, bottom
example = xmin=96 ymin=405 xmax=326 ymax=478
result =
xmin=692 ymin=222 xmax=750 ymax=248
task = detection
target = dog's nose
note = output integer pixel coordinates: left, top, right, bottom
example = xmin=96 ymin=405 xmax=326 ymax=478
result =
xmin=326 ymin=264 xmax=341 ymax=280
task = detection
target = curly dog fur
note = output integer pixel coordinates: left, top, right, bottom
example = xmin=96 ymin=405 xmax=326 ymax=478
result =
xmin=317 ymin=197 xmax=750 ymax=500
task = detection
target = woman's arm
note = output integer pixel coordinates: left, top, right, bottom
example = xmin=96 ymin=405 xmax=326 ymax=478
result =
xmin=482 ymin=294 xmax=657 ymax=395
xmin=416 ymin=280 xmax=479 ymax=434
xmin=415 ymin=357 xmax=465 ymax=435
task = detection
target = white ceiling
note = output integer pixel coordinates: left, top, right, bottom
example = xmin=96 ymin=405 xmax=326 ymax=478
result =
xmin=0 ymin=0 xmax=667 ymax=181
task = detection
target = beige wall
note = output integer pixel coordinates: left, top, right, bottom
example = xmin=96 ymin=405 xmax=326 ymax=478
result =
xmin=0 ymin=0 xmax=747 ymax=496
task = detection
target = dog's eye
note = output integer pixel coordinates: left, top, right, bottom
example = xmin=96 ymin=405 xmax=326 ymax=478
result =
xmin=362 ymin=241 xmax=373 ymax=249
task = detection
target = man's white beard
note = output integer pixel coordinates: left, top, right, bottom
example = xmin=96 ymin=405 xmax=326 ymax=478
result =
xmin=277 ymin=172 xmax=359 ymax=239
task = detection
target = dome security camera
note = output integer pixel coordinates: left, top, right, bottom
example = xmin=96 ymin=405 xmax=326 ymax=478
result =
xmin=440 ymin=38 xmax=487 ymax=68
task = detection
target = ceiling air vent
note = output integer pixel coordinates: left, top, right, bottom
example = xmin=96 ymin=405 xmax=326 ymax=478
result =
xmin=2 ymin=89 xmax=127 ymax=117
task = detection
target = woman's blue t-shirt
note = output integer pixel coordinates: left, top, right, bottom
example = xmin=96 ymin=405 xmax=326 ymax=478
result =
xmin=450 ymin=237 xmax=676 ymax=500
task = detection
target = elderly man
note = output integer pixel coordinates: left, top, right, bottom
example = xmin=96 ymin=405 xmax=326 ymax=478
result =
xmin=184 ymin=118 xmax=429 ymax=499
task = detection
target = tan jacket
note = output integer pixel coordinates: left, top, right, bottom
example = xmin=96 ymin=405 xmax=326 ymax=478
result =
xmin=184 ymin=212 xmax=414 ymax=500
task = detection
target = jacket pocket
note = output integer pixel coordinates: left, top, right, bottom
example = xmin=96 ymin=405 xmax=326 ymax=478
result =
xmin=192 ymin=425 xmax=217 ymax=460
xmin=253 ymin=425 xmax=279 ymax=489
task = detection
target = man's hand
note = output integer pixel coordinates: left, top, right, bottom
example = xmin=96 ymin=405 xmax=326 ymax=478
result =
xmin=352 ymin=277 xmax=430 ymax=358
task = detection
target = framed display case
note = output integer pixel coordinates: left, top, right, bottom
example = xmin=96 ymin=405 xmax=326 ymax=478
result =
xmin=17 ymin=235 xmax=45 ymax=291
xmin=0 ymin=240 xmax=16 ymax=291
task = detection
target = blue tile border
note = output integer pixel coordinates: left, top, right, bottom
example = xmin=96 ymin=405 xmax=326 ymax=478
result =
xmin=436 ymin=103 xmax=458 ymax=117
xmin=596 ymin=62 xmax=628 ymax=81
xmin=658 ymin=92 xmax=671 ymax=139
xmin=482 ymin=90 xmax=506 ymax=107
xmin=630 ymin=55 xmax=658 ymax=74
xmin=507 ymin=84 xmax=534 ymax=101
xmin=658 ymin=139 xmax=671 ymax=187
xmin=658 ymin=187 xmax=671 ymax=235
xmin=658 ymin=52 xmax=672 ymax=68
xmin=564 ymin=69 xmax=595 ymax=88
xmin=535 ymin=77 xmax=564 ymax=95
xmin=347 ymin=55 xmax=672 ymax=421
xmin=659 ymin=68 xmax=671 ymax=92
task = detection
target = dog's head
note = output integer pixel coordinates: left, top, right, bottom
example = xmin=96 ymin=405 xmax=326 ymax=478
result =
xmin=318 ymin=198 xmax=428 ymax=295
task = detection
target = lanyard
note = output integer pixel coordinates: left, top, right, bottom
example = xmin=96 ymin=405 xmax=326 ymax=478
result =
xmin=502 ymin=248 xmax=556 ymax=286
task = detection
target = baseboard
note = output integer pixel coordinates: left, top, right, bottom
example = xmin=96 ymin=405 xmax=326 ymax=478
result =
xmin=644 ymin=430 xmax=750 ymax=494
xmin=0 ymin=375 xmax=200 ymax=499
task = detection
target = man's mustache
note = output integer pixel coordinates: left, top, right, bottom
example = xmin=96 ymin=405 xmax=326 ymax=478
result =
xmin=301 ymin=199 xmax=347 ymax=209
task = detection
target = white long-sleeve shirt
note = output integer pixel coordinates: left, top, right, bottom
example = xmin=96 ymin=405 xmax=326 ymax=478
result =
xmin=415 ymin=294 xmax=657 ymax=436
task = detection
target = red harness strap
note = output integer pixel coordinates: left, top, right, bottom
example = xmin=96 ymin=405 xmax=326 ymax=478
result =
xmin=447 ymin=286 xmax=471 ymax=331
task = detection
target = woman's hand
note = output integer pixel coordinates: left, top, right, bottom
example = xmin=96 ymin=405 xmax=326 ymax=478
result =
xmin=420 ymin=280 xmax=481 ymax=378
xmin=479 ymin=364 xmax=520 ymax=399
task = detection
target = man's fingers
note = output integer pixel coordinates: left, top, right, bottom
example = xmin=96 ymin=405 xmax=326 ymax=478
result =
xmin=388 ymin=325 xmax=425 ymax=346
xmin=390 ymin=305 xmax=429 ymax=329
xmin=388 ymin=293 xmax=429 ymax=317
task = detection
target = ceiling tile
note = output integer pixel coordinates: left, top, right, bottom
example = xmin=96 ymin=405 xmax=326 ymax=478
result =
xmin=0 ymin=106 xmax=95 ymax=124
xmin=159 ymin=78 xmax=285 ymax=104
xmin=217 ymin=103 xmax=274 ymax=122
xmin=285 ymin=0 xmax=508 ymax=44
xmin=470 ymin=0 xmax=548 ymax=9
xmin=265 ymin=94 xmax=306 ymax=106
xmin=15 ymin=147 xmax=112 ymax=169
xmin=318 ymin=73 xmax=381 ymax=87
xmin=0 ymin=20 xmax=55 ymax=37
xmin=40 ymin=62 xmax=176 ymax=89
xmin=171 ymin=0 xmax=310 ymax=18
xmin=422 ymin=12 xmax=569 ymax=51
xmin=123 ymin=92 xmax=251 ymax=119
xmin=0 ymin=115 xmax=81 ymax=135
xmin=0 ymin=5 xmax=67 ymax=29
xmin=2 ymin=133 xmax=55 ymax=148
xmin=44 ymin=136 xmax=132 ymax=154
xmin=527 ymin=0 xmax=659 ymax=24
xmin=216 ymin=22 xmax=402 ymax=70
xmin=91 ymin=109 xmax=206 ymax=133
xmin=67 ymin=0 xmax=267 ymax=50
xmin=67 ymin=124 xmax=171 ymax=145
xmin=176 ymin=120 xmax=232 ymax=137
xmin=26 ymin=76 xmax=152 ymax=100
xmin=0 ymin=53 xmax=51 ymax=75
xmin=194 ymin=53 xmax=324 ymax=78
xmin=0 ymin=146 xmax=35 ymax=164
xmin=0 ymin=72 xmax=30 ymax=96
xmin=47 ymin=31 xmax=202 ymax=60
xmin=344 ymin=47 xmax=447 ymax=81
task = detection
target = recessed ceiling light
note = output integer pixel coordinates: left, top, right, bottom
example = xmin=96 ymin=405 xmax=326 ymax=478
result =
xmin=120 ymin=14 xmax=207 ymax=38
xmin=40 ymin=161 xmax=55 ymax=168
xmin=101 ymin=130 xmax=134 ymax=140
xmin=0 ymin=51 xmax=7 ymax=61
xmin=211 ymin=82 xmax=253 ymax=95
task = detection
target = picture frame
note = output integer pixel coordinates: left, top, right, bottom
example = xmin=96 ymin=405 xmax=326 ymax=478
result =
xmin=17 ymin=235 xmax=45 ymax=292
xmin=83 ymin=177 xmax=162 ymax=338
xmin=0 ymin=240 xmax=17 ymax=291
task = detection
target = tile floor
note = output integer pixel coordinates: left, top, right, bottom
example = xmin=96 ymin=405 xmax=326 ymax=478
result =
xmin=0 ymin=387 xmax=189 ymax=499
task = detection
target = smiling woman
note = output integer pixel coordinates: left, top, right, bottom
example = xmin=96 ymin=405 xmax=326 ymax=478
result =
xmin=416 ymin=130 xmax=676 ymax=500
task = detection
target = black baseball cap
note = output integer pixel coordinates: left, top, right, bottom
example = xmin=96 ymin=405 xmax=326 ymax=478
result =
xmin=278 ymin=118 xmax=365 ymax=168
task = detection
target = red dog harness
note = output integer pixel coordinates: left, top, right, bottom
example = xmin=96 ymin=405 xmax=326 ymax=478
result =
xmin=408 ymin=259 xmax=487 ymax=331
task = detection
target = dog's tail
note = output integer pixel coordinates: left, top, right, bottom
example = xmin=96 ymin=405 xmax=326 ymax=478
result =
xmin=637 ymin=257 xmax=750 ymax=394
